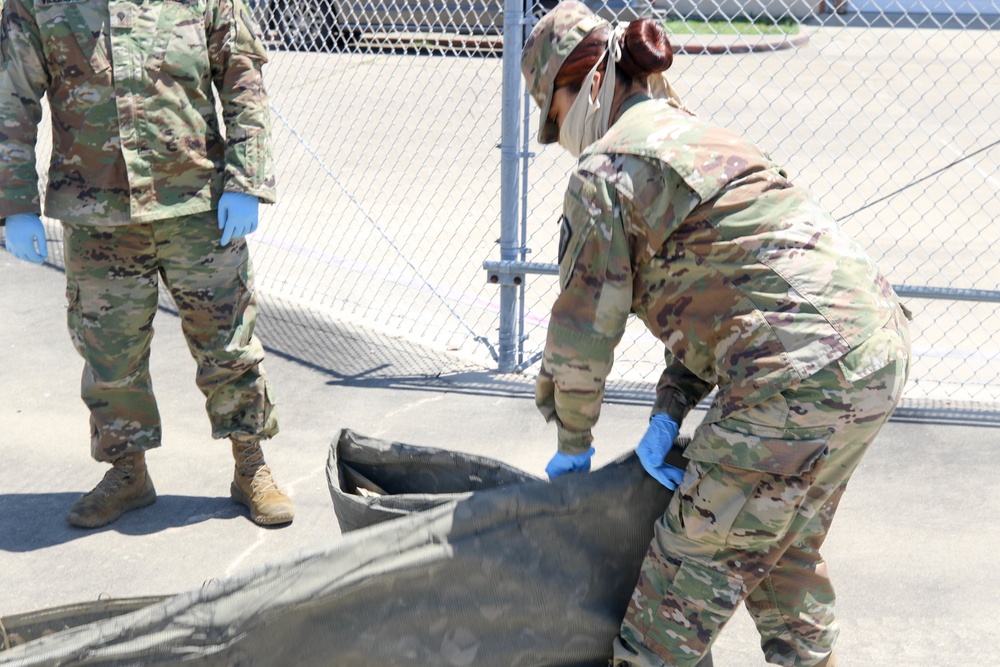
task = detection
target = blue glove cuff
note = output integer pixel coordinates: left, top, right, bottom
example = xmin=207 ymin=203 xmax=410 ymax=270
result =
xmin=650 ymin=412 xmax=680 ymax=433
xmin=545 ymin=447 xmax=595 ymax=480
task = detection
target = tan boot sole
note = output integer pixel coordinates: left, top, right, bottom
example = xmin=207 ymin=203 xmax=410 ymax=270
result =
xmin=230 ymin=482 xmax=294 ymax=526
xmin=67 ymin=479 xmax=157 ymax=529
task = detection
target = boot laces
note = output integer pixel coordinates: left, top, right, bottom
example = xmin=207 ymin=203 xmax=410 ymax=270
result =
xmin=249 ymin=465 xmax=279 ymax=498
xmin=233 ymin=440 xmax=282 ymax=499
xmin=234 ymin=440 xmax=265 ymax=474
xmin=96 ymin=458 xmax=136 ymax=496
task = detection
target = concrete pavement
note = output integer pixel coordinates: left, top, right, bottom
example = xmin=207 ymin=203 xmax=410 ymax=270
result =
xmin=1 ymin=250 xmax=998 ymax=666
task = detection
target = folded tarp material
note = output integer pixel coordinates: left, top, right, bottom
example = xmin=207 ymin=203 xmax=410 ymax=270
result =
xmin=328 ymin=429 xmax=541 ymax=531
xmin=1 ymin=429 xmax=707 ymax=667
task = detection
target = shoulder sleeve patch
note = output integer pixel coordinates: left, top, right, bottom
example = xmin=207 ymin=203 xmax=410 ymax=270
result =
xmin=557 ymin=214 xmax=572 ymax=264
xmin=560 ymin=172 xmax=605 ymax=290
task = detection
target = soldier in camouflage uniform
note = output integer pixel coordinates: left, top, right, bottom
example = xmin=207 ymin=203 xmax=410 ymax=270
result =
xmin=0 ymin=0 xmax=294 ymax=527
xmin=522 ymin=2 xmax=910 ymax=666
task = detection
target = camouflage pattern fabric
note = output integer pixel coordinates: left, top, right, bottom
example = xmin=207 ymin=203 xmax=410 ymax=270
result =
xmin=0 ymin=0 xmax=275 ymax=225
xmin=527 ymin=68 xmax=912 ymax=664
xmin=615 ymin=307 xmax=909 ymax=666
xmin=519 ymin=0 xmax=608 ymax=144
xmin=535 ymin=96 xmax=903 ymax=454
xmin=63 ymin=211 xmax=278 ymax=462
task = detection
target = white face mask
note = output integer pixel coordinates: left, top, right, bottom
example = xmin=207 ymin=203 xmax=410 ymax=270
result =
xmin=557 ymin=50 xmax=617 ymax=158
xmin=556 ymin=23 xmax=690 ymax=157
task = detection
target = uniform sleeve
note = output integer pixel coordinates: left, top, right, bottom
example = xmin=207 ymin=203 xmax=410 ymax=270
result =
xmin=0 ymin=0 xmax=48 ymax=219
xmin=651 ymin=350 xmax=714 ymax=425
xmin=535 ymin=167 xmax=633 ymax=454
xmin=207 ymin=0 xmax=276 ymax=203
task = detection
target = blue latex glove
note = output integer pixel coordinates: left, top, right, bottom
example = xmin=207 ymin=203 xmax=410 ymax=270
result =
xmin=4 ymin=213 xmax=48 ymax=264
xmin=636 ymin=414 xmax=685 ymax=490
xmin=545 ymin=447 xmax=595 ymax=480
xmin=217 ymin=192 xmax=259 ymax=246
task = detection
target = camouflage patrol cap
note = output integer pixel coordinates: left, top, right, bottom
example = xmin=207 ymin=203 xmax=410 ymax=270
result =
xmin=521 ymin=0 xmax=609 ymax=144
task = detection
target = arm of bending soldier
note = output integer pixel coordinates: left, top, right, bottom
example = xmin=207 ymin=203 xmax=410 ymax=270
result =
xmin=0 ymin=0 xmax=48 ymax=221
xmin=207 ymin=0 xmax=276 ymax=203
xmin=536 ymin=167 xmax=633 ymax=455
xmin=651 ymin=350 xmax=714 ymax=426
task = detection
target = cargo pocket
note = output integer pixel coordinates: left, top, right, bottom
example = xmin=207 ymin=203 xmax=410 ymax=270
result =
xmin=558 ymin=173 xmax=604 ymax=291
xmin=654 ymin=558 xmax=744 ymax=632
xmin=237 ymin=130 xmax=267 ymax=189
xmin=557 ymin=214 xmax=592 ymax=292
xmin=230 ymin=257 xmax=257 ymax=349
xmin=836 ymin=322 xmax=908 ymax=384
xmin=684 ymin=416 xmax=834 ymax=552
xmin=687 ymin=414 xmax=833 ymax=477
xmin=260 ymin=380 xmax=279 ymax=436
xmin=236 ymin=3 xmax=268 ymax=63
xmin=664 ymin=459 xmax=747 ymax=552
xmin=64 ymin=279 xmax=87 ymax=357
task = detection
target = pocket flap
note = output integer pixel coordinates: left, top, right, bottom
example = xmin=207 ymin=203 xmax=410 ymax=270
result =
xmin=837 ymin=322 xmax=908 ymax=383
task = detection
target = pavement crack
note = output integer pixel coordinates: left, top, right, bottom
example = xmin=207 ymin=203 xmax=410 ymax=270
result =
xmin=225 ymin=530 xmax=268 ymax=577
xmin=372 ymin=393 xmax=447 ymax=437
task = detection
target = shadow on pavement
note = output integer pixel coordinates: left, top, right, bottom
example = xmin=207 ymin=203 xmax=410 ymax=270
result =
xmin=255 ymin=294 xmax=658 ymax=407
xmin=17 ymin=257 xmax=1000 ymax=422
xmin=11 ymin=256 xmax=657 ymax=410
xmin=0 ymin=494 xmax=245 ymax=552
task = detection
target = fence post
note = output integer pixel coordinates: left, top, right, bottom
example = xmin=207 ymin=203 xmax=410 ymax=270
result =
xmin=497 ymin=0 xmax=526 ymax=373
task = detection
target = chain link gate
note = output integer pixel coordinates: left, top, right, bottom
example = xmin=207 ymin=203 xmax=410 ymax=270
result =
xmin=245 ymin=0 xmax=511 ymax=364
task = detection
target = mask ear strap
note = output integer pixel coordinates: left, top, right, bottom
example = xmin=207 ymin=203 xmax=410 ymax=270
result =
xmin=596 ymin=30 xmax=621 ymax=135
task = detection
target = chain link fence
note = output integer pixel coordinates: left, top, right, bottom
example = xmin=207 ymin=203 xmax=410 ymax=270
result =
xmin=245 ymin=0 xmax=1000 ymax=416
xmin=13 ymin=0 xmax=1000 ymax=417
xmin=503 ymin=4 xmax=1000 ymax=418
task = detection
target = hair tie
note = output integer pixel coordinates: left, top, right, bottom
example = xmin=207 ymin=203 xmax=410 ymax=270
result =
xmin=611 ymin=22 xmax=629 ymax=63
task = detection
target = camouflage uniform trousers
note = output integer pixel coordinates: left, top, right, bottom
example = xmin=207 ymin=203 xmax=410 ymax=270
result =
xmin=613 ymin=312 xmax=910 ymax=667
xmin=63 ymin=210 xmax=278 ymax=463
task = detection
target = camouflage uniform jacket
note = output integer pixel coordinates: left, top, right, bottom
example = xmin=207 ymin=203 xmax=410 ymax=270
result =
xmin=0 ymin=0 xmax=275 ymax=225
xmin=537 ymin=96 xmax=900 ymax=453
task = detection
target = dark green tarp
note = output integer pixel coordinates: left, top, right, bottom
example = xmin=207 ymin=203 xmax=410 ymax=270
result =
xmin=1 ymin=429 xmax=704 ymax=666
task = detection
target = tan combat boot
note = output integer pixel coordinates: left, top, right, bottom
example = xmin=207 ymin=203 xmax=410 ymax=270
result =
xmin=230 ymin=438 xmax=294 ymax=526
xmin=66 ymin=452 xmax=156 ymax=528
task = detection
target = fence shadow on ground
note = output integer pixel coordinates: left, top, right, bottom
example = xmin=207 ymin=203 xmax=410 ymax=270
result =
xmin=24 ymin=258 xmax=1000 ymax=425
xmin=255 ymin=295 xmax=657 ymax=407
